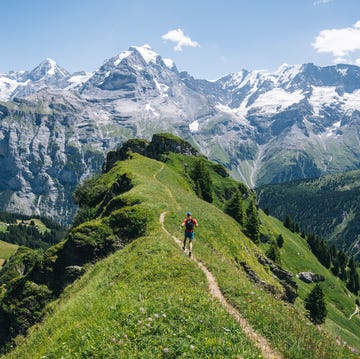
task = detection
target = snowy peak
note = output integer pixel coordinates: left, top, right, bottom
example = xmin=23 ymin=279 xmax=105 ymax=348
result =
xmin=28 ymin=58 xmax=70 ymax=82
xmin=109 ymin=45 xmax=162 ymax=69
xmin=80 ymin=44 xmax=179 ymax=96
xmin=129 ymin=44 xmax=159 ymax=65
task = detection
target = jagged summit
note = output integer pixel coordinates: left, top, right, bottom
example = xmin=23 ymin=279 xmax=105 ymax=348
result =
xmin=110 ymin=44 xmax=161 ymax=68
xmin=79 ymin=44 xmax=179 ymax=96
xmin=128 ymin=44 xmax=160 ymax=64
xmin=27 ymin=58 xmax=70 ymax=82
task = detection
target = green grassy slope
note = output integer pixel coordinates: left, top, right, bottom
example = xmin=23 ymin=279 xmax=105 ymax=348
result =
xmin=0 ymin=241 xmax=18 ymax=268
xmin=260 ymin=214 xmax=360 ymax=351
xmin=2 ymin=151 xmax=358 ymax=358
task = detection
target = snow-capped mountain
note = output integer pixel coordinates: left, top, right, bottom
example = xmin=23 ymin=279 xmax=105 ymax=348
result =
xmin=0 ymin=58 xmax=91 ymax=100
xmin=205 ymin=63 xmax=360 ymax=186
xmin=2 ymin=44 xmax=360 ymax=222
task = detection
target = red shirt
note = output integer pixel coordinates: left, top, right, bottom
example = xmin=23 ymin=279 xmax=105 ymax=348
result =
xmin=182 ymin=217 xmax=198 ymax=232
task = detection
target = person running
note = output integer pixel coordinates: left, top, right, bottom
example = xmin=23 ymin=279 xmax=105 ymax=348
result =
xmin=181 ymin=212 xmax=198 ymax=258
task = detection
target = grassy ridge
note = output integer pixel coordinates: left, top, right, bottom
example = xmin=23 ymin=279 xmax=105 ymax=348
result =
xmin=3 ymin=153 xmax=358 ymax=358
xmin=6 ymin=236 xmax=265 ymax=359
xmin=4 ymin=156 xmax=261 ymax=359
xmin=162 ymin=155 xmax=359 ymax=358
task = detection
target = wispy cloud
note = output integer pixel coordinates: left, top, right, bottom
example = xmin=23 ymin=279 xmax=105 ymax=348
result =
xmin=313 ymin=0 xmax=333 ymax=5
xmin=312 ymin=21 xmax=360 ymax=64
xmin=162 ymin=29 xmax=199 ymax=51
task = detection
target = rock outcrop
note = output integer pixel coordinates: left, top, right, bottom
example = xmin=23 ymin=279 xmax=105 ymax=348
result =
xmin=297 ymin=271 xmax=325 ymax=283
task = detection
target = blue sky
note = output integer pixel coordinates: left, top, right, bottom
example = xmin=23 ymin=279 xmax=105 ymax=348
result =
xmin=1 ymin=0 xmax=359 ymax=79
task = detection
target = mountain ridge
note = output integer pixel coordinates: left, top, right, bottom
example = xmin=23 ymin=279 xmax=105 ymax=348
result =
xmin=2 ymin=44 xmax=360 ymax=224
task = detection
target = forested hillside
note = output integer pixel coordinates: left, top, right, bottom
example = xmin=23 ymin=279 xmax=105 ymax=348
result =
xmin=256 ymin=170 xmax=360 ymax=261
xmin=0 ymin=212 xmax=65 ymax=249
xmin=0 ymin=134 xmax=358 ymax=358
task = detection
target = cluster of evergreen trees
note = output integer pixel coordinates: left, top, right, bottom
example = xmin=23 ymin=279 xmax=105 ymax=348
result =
xmin=189 ymin=158 xmax=214 ymax=203
xmin=0 ymin=223 xmax=62 ymax=249
xmin=188 ymin=158 xmax=260 ymax=245
xmin=283 ymin=214 xmax=360 ymax=295
xmin=0 ymin=212 xmax=65 ymax=250
xmin=224 ymin=190 xmax=260 ymax=244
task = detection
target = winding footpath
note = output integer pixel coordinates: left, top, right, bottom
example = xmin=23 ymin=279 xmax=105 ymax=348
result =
xmin=160 ymin=212 xmax=283 ymax=359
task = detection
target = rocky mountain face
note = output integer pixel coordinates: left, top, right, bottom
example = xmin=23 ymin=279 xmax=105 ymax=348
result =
xmin=1 ymin=45 xmax=360 ymax=222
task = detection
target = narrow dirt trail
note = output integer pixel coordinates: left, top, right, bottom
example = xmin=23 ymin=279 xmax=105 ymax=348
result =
xmin=153 ymin=163 xmax=180 ymax=210
xmin=160 ymin=211 xmax=283 ymax=359
xmin=349 ymin=305 xmax=359 ymax=320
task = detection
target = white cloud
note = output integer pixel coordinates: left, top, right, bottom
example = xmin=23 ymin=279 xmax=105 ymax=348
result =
xmin=313 ymin=0 xmax=333 ymax=5
xmin=162 ymin=29 xmax=199 ymax=51
xmin=312 ymin=21 xmax=360 ymax=63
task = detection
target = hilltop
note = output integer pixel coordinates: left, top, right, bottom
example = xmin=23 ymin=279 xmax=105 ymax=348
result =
xmin=0 ymin=134 xmax=358 ymax=358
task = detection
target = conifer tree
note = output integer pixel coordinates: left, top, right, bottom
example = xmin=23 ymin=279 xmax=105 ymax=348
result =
xmin=338 ymin=250 xmax=348 ymax=281
xmin=284 ymin=214 xmax=292 ymax=230
xmin=304 ymin=284 xmax=327 ymax=324
xmin=245 ymin=199 xmax=260 ymax=244
xmin=330 ymin=244 xmax=337 ymax=262
xmin=191 ymin=158 xmax=213 ymax=203
xmin=283 ymin=214 xmax=299 ymax=233
xmin=319 ymin=240 xmax=331 ymax=269
xmin=294 ymin=222 xmax=300 ymax=233
xmin=347 ymin=257 xmax=360 ymax=294
xmin=331 ymin=255 xmax=340 ymax=276
xmin=276 ymin=234 xmax=284 ymax=248
xmin=266 ymin=240 xmax=281 ymax=265
xmin=225 ymin=190 xmax=244 ymax=225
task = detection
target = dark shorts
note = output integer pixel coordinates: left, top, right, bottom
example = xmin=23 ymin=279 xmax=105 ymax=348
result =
xmin=184 ymin=231 xmax=194 ymax=240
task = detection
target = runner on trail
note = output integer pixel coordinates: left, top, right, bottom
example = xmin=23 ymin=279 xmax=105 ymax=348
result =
xmin=181 ymin=212 xmax=198 ymax=258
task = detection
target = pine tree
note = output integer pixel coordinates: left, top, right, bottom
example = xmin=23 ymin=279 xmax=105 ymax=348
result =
xmin=245 ymin=199 xmax=260 ymax=244
xmin=304 ymin=284 xmax=327 ymax=324
xmin=266 ymin=240 xmax=281 ymax=265
xmin=225 ymin=191 xmax=244 ymax=225
xmin=331 ymin=255 xmax=340 ymax=276
xmin=294 ymin=222 xmax=300 ymax=233
xmin=347 ymin=257 xmax=360 ymax=294
xmin=284 ymin=215 xmax=292 ymax=229
xmin=330 ymin=244 xmax=337 ymax=262
xmin=319 ymin=240 xmax=331 ymax=269
xmin=338 ymin=250 xmax=348 ymax=281
xmin=276 ymin=234 xmax=284 ymax=248
xmin=191 ymin=159 xmax=213 ymax=203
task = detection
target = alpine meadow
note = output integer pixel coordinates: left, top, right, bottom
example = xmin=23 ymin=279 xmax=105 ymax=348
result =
xmin=0 ymin=134 xmax=358 ymax=358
